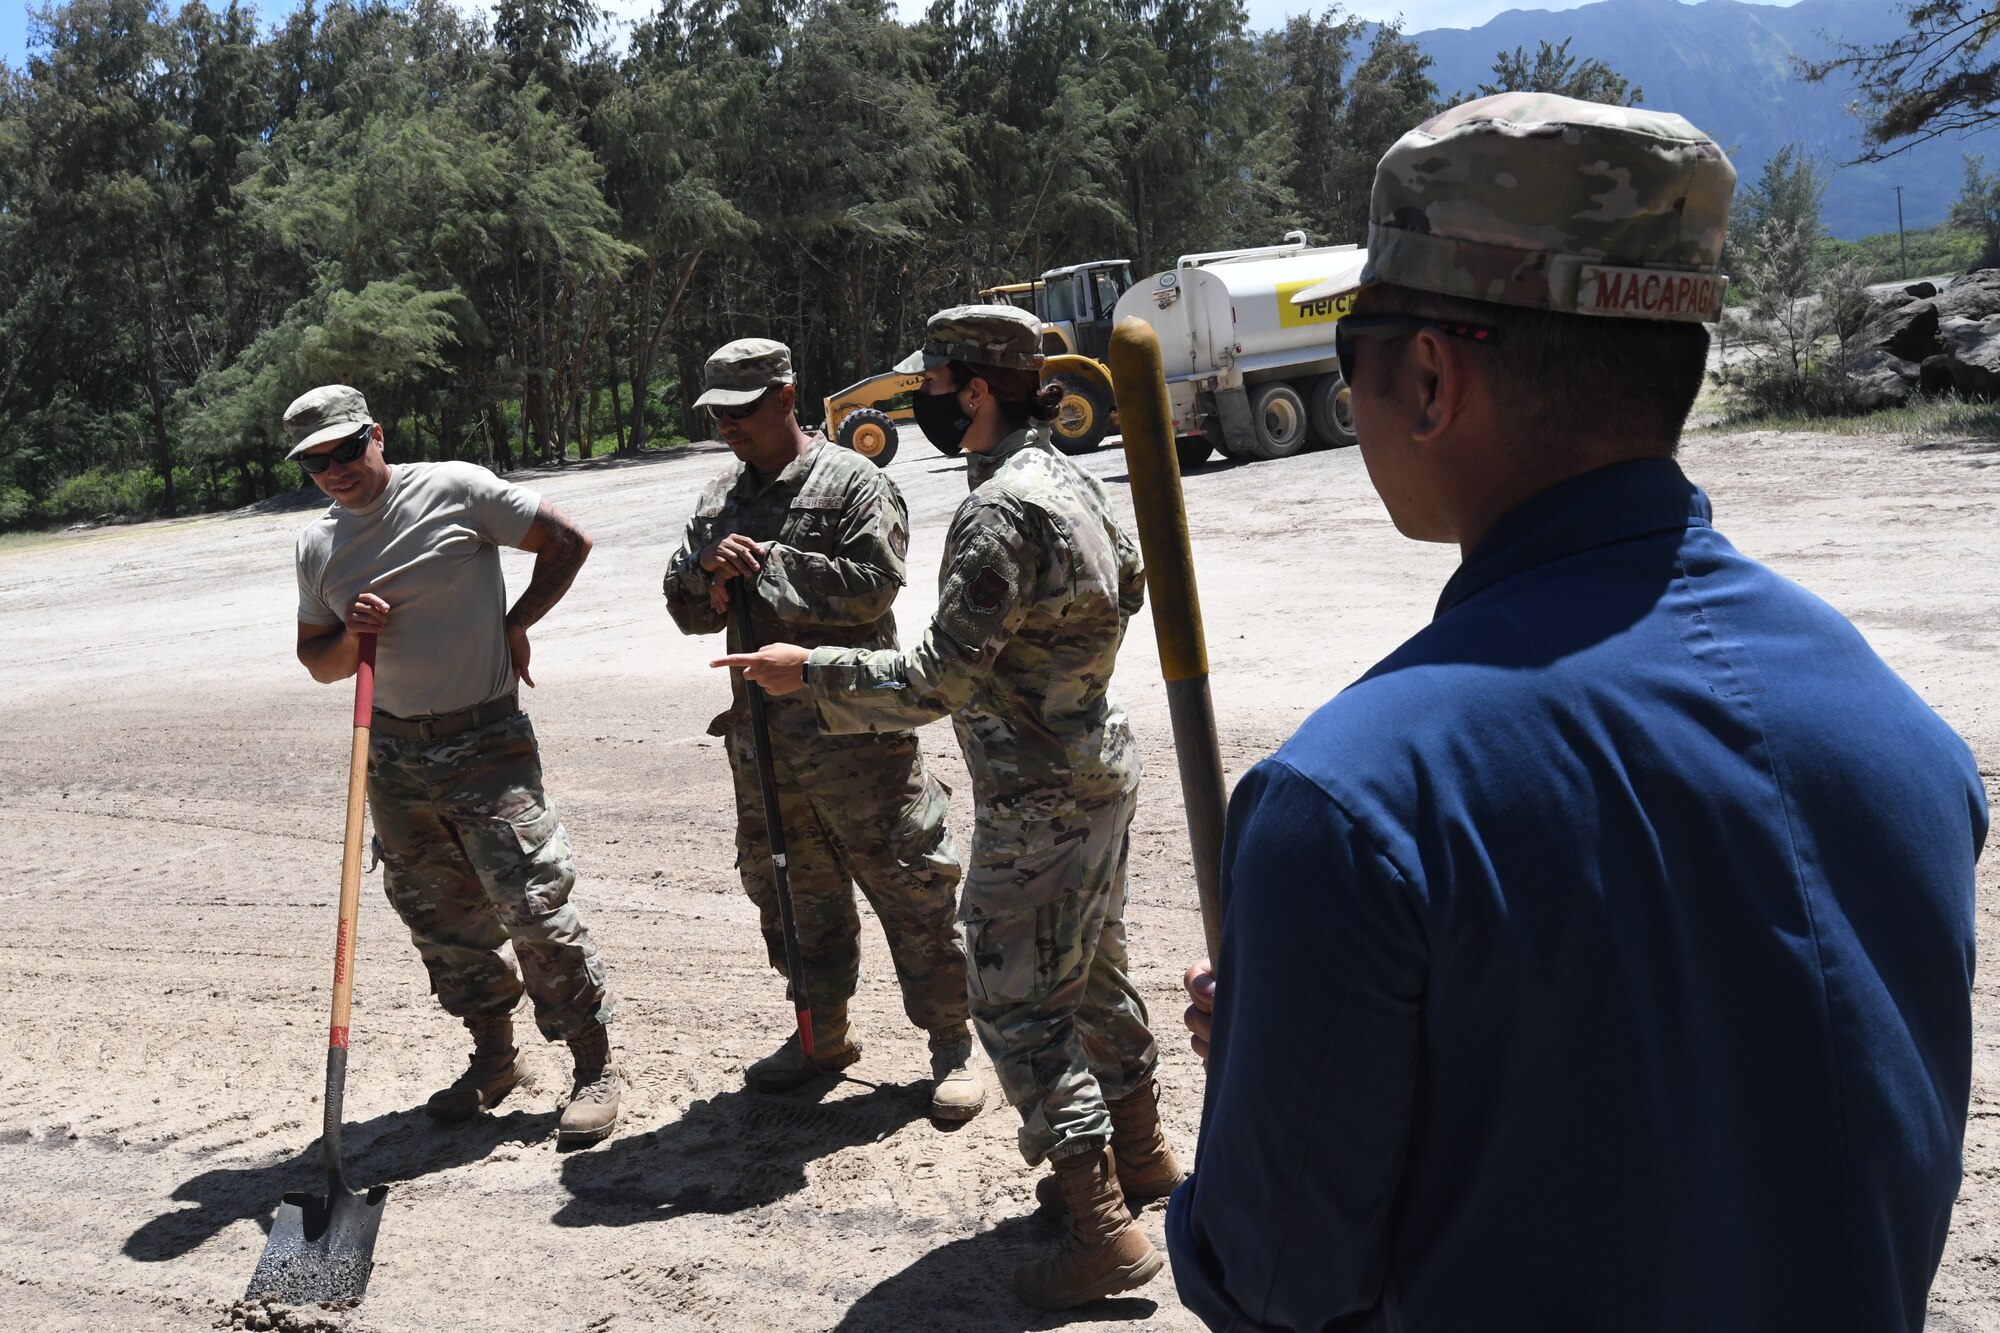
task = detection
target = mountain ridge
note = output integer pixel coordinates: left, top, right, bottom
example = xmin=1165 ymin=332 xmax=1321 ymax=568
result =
xmin=1400 ymin=0 xmax=1995 ymax=238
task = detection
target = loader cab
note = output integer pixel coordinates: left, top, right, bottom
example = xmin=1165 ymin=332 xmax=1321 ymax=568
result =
xmin=978 ymin=280 xmax=1043 ymax=315
xmin=1036 ymin=260 xmax=1135 ymax=361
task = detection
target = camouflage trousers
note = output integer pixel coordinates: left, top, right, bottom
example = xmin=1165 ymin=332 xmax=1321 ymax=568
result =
xmin=368 ymin=710 xmax=613 ymax=1042
xmin=726 ymin=721 xmax=967 ymax=1034
xmin=961 ymin=788 xmax=1158 ymax=1165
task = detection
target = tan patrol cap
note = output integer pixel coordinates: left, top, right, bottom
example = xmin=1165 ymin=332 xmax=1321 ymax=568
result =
xmin=1294 ymin=92 xmax=1737 ymax=323
xmin=696 ymin=337 xmax=794 ymax=409
xmin=894 ymin=305 xmax=1045 ymax=374
xmin=283 ymin=385 xmax=375 ymax=459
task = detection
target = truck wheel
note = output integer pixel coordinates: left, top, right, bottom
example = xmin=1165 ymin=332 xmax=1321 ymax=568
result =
xmin=836 ymin=408 xmax=900 ymax=466
xmin=1306 ymin=372 xmax=1358 ymax=449
xmin=1247 ymin=382 xmax=1309 ymax=459
xmin=1174 ymin=435 xmax=1214 ymax=473
xmin=1051 ymin=375 xmax=1112 ymax=455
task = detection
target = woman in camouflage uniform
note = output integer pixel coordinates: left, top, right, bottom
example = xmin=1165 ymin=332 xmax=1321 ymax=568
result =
xmin=717 ymin=305 xmax=1176 ymax=1310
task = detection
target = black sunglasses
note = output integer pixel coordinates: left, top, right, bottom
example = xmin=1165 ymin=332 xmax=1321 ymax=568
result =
xmin=1335 ymin=314 xmax=1503 ymax=386
xmin=297 ymin=424 xmax=373 ymax=474
xmin=708 ymin=388 xmax=774 ymax=422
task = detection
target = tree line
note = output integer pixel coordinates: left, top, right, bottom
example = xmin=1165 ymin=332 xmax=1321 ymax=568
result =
xmin=0 ymin=0 xmax=1662 ymax=528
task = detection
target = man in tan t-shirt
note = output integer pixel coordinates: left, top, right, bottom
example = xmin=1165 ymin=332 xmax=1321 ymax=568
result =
xmin=290 ymin=384 xmax=622 ymax=1147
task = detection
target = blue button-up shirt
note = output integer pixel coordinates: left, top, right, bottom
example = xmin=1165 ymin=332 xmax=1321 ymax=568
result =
xmin=1166 ymin=458 xmax=1984 ymax=1332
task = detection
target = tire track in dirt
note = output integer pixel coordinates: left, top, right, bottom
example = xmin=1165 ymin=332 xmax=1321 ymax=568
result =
xmin=4 ymin=431 xmax=1998 ymax=1329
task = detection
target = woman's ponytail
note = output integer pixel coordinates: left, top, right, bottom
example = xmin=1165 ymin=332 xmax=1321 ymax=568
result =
xmin=1030 ymin=379 xmax=1066 ymax=424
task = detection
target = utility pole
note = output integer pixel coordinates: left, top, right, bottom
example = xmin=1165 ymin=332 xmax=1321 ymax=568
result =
xmin=1894 ymin=185 xmax=1909 ymax=280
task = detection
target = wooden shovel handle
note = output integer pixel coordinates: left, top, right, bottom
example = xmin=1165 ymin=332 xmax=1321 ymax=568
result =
xmin=329 ymin=633 xmax=376 ymax=1052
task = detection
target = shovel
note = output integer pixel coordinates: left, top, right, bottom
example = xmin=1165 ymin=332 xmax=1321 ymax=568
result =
xmin=246 ymin=631 xmax=389 ymax=1304
xmin=729 ymin=582 xmax=816 ymax=1058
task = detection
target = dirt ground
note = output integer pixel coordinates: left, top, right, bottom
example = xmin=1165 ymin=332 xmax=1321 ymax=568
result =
xmin=2 ymin=424 xmax=1997 ymax=1333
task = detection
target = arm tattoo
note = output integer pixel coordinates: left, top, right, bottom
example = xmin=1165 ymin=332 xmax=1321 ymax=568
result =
xmin=507 ymin=499 xmax=591 ymax=630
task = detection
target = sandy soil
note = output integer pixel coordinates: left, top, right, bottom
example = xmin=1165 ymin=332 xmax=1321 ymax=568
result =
xmin=1 ymin=424 xmax=1997 ymax=1332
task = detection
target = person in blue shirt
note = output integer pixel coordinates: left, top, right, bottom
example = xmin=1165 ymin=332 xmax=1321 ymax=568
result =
xmin=1166 ymin=93 xmax=1986 ymax=1333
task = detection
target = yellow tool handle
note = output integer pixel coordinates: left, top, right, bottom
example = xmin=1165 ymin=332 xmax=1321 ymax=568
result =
xmin=1109 ymin=319 xmax=1228 ymax=964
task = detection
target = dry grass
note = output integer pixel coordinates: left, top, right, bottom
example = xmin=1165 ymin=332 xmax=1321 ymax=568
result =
xmin=1697 ymin=393 xmax=2000 ymax=443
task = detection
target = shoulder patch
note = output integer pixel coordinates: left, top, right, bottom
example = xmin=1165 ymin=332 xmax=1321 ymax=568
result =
xmin=967 ymin=566 xmax=1009 ymax=614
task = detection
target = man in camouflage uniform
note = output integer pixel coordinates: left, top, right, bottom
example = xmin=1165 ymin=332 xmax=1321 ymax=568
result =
xmin=663 ymin=338 xmax=983 ymax=1120
xmin=718 ymin=308 xmax=1176 ymax=1310
xmin=290 ymin=384 xmax=622 ymax=1148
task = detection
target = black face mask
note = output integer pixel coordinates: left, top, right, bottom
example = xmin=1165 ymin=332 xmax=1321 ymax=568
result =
xmin=912 ymin=385 xmax=973 ymax=452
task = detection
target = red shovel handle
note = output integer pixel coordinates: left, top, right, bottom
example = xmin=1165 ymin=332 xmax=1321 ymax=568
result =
xmin=352 ymin=632 xmax=377 ymax=727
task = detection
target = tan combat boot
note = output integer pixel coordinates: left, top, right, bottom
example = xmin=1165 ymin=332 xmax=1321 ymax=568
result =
xmin=744 ymin=1005 xmax=861 ymax=1093
xmin=425 ymin=1014 xmax=524 ymax=1121
xmin=928 ymin=1027 xmax=986 ymax=1121
xmin=1107 ymin=1076 xmax=1184 ymax=1201
xmin=1036 ymin=1077 xmax=1184 ymax=1212
xmin=1014 ymin=1145 xmax=1163 ymax=1310
xmin=557 ymin=1023 xmax=623 ymax=1147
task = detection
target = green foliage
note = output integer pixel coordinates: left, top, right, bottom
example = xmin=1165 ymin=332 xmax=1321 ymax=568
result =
xmin=1815 ymin=221 xmax=1982 ymax=283
xmin=1478 ymin=37 xmax=1640 ymax=105
xmin=1259 ymin=13 xmax=1436 ymax=247
xmin=46 ymin=466 xmax=165 ymax=522
xmin=1803 ymin=0 xmax=2000 ymax=154
xmin=1716 ymin=147 xmax=1860 ymax=417
xmin=1948 ymin=153 xmax=2000 ymax=268
xmin=1723 ymin=145 xmax=1824 ymax=298
xmin=0 ymin=485 xmax=36 ymax=527
xmin=1739 ymin=146 xmax=1825 ymax=256
xmin=0 ymin=0 xmax=1491 ymax=523
xmin=1718 ymin=237 xmax=1879 ymax=420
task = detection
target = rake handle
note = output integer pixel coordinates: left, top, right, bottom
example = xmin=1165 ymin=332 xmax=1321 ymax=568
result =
xmin=729 ymin=585 xmax=815 ymax=1059
xmin=322 ymin=632 xmax=376 ymax=1189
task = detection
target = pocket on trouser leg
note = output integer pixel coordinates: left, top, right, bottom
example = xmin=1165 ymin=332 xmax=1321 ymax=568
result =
xmin=506 ymin=801 xmax=563 ymax=856
xmin=464 ymin=804 xmax=578 ymax=928
xmin=959 ymin=820 xmax=1095 ymax=1006
xmin=961 ymin=905 xmax=1048 ymax=1006
xmin=960 ymin=892 xmax=1095 ymax=1007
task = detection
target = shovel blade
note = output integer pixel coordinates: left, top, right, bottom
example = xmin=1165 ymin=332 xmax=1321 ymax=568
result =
xmin=245 ymin=1184 xmax=389 ymax=1304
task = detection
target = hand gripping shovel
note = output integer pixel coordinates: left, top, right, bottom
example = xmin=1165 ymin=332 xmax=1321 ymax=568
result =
xmin=729 ymin=583 xmax=815 ymax=1059
xmin=246 ymin=632 xmax=389 ymax=1304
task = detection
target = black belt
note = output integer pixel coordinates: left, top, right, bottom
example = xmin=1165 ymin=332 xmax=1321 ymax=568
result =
xmin=372 ymin=691 xmax=519 ymax=741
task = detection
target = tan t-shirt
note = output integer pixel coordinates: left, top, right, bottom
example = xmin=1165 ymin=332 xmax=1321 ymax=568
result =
xmin=296 ymin=462 xmax=541 ymax=719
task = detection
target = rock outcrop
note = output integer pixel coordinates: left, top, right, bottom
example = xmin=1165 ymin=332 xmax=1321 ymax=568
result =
xmin=1830 ymin=272 xmax=2000 ymax=403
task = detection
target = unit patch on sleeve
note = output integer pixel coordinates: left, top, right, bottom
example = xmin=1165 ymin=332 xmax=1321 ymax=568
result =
xmin=967 ymin=566 xmax=1010 ymax=614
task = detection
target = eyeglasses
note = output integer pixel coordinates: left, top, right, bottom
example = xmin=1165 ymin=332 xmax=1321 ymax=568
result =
xmin=297 ymin=424 xmax=373 ymax=474
xmin=708 ymin=389 xmax=773 ymax=422
xmin=1335 ymin=315 xmax=1503 ymax=387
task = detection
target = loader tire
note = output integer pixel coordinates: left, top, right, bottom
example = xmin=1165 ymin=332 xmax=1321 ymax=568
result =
xmin=836 ymin=408 xmax=899 ymax=467
xmin=1051 ymin=376 xmax=1112 ymax=455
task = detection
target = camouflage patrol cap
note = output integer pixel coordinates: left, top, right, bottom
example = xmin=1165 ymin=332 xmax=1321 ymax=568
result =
xmin=1293 ymin=92 xmax=1737 ymax=323
xmin=283 ymin=385 xmax=375 ymax=459
xmin=894 ymin=305 xmax=1045 ymax=374
xmin=695 ymin=337 xmax=794 ymax=409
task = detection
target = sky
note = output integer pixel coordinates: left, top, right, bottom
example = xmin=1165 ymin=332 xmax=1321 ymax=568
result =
xmin=1 ymin=0 xmax=1807 ymax=68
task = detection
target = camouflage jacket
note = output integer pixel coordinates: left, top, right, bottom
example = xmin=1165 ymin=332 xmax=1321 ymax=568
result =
xmin=806 ymin=428 xmax=1145 ymax=817
xmin=665 ymin=440 xmax=911 ymax=744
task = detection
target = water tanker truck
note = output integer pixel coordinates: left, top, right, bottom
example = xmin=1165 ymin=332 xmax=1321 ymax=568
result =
xmin=1116 ymin=231 xmax=1368 ymax=461
xmin=822 ymin=232 xmax=1366 ymax=469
